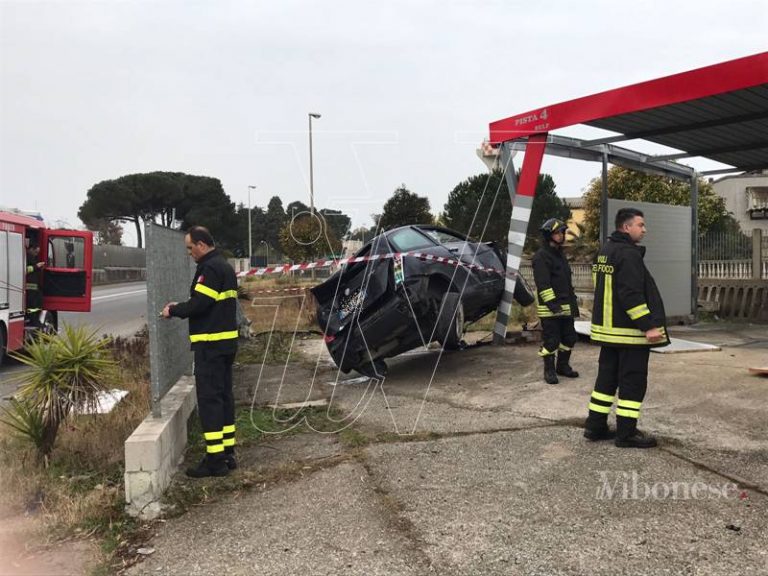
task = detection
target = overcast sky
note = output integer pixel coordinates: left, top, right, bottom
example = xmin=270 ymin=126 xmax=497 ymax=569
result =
xmin=1 ymin=0 xmax=766 ymax=245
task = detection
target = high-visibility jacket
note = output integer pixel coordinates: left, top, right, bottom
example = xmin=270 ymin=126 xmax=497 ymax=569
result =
xmin=170 ymin=249 xmax=239 ymax=351
xmin=532 ymin=242 xmax=578 ymax=318
xmin=590 ymin=231 xmax=669 ymax=348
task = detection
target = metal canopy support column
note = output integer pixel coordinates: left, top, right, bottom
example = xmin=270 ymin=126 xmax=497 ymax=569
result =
xmin=493 ymin=143 xmax=518 ymax=344
xmin=691 ymin=174 xmax=699 ymax=320
xmin=492 ymin=133 xmax=548 ymax=344
xmin=600 ymin=147 xmax=609 ymax=244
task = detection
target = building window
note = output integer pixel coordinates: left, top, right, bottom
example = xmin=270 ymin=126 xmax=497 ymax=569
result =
xmin=746 ymin=187 xmax=768 ymax=220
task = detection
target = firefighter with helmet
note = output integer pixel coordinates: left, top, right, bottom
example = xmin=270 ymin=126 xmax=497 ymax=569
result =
xmin=532 ymin=217 xmax=579 ymax=384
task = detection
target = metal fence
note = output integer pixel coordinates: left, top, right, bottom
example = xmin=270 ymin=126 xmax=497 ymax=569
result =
xmin=698 ymin=231 xmax=753 ymax=261
xmin=145 ymin=224 xmax=196 ymax=417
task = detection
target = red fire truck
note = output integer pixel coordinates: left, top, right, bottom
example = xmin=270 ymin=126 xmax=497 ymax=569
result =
xmin=0 ymin=210 xmax=93 ymax=365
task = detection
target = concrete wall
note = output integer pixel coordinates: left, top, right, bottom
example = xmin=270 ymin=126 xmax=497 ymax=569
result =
xmin=124 ymin=376 xmax=196 ymax=519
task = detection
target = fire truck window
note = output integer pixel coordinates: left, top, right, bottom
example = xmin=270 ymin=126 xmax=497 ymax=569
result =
xmin=47 ymin=237 xmax=85 ymax=269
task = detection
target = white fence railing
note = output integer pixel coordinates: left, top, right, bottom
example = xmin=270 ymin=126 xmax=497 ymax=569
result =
xmin=698 ymin=260 xmax=754 ymax=279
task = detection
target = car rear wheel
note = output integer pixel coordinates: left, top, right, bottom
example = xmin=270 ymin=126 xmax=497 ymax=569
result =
xmin=438 ymin=294 xmax=465 ymax=350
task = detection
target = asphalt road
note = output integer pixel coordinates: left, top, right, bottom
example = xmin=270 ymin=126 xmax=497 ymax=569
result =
xmin=0 ymin=281 xmax=148 ymax=399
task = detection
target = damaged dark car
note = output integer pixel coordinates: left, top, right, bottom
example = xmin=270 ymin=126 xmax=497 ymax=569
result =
xmin=311 ymin=225 xmax=535 ymax=378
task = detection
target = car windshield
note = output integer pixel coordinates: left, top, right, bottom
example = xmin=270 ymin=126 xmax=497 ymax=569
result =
xmin=387 ymin=228 xmax=436 ymax=252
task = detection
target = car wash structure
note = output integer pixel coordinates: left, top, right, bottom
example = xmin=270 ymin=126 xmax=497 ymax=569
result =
xmin=489 ymin=51 xmax=768 ymax=344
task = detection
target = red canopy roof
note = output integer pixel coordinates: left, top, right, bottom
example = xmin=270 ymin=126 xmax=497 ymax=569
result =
xmin=489 ymin=52 xmax=768 ymax=172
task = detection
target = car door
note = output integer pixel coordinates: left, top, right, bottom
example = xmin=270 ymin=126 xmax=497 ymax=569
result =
xmin=40 ymin=229 xmax=94 ymax=312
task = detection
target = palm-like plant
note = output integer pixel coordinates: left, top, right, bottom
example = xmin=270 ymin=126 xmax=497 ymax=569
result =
xmin=1 ymin=325 xmax=116 ymax=463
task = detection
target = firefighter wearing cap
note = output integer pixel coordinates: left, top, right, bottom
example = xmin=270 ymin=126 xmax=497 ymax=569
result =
xmin=532 ymin=217 xmax=579 ymax=385
xmin=162 ymin=226 xmax=239 ymax=478
xmin=584 ymin=208 xmax=669 ymax=448
xmin=25 ymin=243 xmax=44 ymax=325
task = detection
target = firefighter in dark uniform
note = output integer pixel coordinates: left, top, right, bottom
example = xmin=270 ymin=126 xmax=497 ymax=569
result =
xmin=25 ymin=242 xmax=44 ymax=326
xmin=532 ymin=218 xmax=579 ymax=385
xmin=584 ymin=208 xmax=669 ymax=448
xmin=162 ymin=226 xmax=239 ymax=478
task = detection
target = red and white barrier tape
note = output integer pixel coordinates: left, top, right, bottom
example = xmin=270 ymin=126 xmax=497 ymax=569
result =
xmin=237 ymin=252 xmax=504 ymax=278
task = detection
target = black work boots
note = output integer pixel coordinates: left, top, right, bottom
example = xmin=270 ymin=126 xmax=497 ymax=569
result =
xmin=543 ymin=355 xmax=559 ymax=384
xmin=186 ymin=455 xmax=229 ymax=478
xmin=615 ymin=431 xmax=658 ymax=448
xmin=556 ymin=351 xmax=579 ymax=378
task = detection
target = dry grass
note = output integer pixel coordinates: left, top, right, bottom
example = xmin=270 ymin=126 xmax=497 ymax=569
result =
xmin=0 ymin=332 xmax=150 ymax=538
xmin=467 ymin=303 xmax=537 ymax=332
xmin=240 ymin=280 xmax=320 ymax=334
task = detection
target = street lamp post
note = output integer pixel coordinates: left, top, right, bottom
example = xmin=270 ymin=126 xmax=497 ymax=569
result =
xmin=308 ymin=113 xmax=321 ymax=220
xmin=260 ymin=240 xmax=269 ymax=265
xmin=248 ymin=185 xmax=256 ymax=266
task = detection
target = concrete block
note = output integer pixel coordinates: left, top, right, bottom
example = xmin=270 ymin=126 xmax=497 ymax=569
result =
xmin=124 ymin=375 xmax=197 ymax=517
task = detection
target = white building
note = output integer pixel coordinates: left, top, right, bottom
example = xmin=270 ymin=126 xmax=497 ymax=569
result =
xmin=711 ymin=170 xmax=768 ymax=234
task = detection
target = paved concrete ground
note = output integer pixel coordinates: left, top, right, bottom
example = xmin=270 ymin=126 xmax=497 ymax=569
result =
xmin=128 ymin=322 xmax=768 ymax=576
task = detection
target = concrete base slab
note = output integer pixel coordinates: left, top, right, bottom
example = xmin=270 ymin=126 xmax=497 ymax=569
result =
xmin=124 ymin=376 xmax=196 ymax=519
xmin=365 ymin=428 xmax=768 ymax=576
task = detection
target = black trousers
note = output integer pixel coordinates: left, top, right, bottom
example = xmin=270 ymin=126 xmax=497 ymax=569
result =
xmin=540 ymin=316 xmax=578 ymax=356
xmin=194 ymin=348 xmax=236 ymax=458
xmin=585 ymin=346 xmax=650 ymax=439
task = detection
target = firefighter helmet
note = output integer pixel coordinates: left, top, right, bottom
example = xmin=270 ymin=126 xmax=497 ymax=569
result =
xmin=540 ymin=218 xmax=567 ymax=239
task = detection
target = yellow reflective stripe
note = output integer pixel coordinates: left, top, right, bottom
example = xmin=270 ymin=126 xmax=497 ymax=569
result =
xmin=27 ymin=283 xmax=38 ymax=290
xmin=591 ymin=391 xmax=615 ymax=403
xmin=27 ymin=265 xmax=34 ymax=274
xmin=592 ymin=271 xmax=596 ymax=287
xmin=626 ymin=304 xmax=650 ymax=320
xmin=617 ymin=399 xmax=642 ymax=410
xmin=539 ymin=289 xmax=556 ymax=303
xmin=195 ymin=283 xmax=220 ymax=300
xmin=204 ymin=431 xmax=224 ymax=440
xmin=591 ymin=324 xmax=644 ymax=337
xmin=222 ymin=425 xmax=236 ymax=434
xmin=538 ymin=347 xmax=557 ymax=357
xmin=558 ymin=344 xmax=572 ymax=351
xmin=206 ymin=444 xmax=225 ymax=454
xmin=222 ymin=438 xmax=236 ymax=447
xmin=190 ymin=330 xmax=239 ymax=343
xmin=603 ymin=274 xmax=613 ymax=329
xmin=537 ymin=306 xmax=556 ymax=317
xmin=591 ymin=333 xmax=649 ymax=345
xmin=588 ymin=402 xmax=612 ymax=414
xmin=616 ymin=408 xmax=640 ymax=419
xmin=217 ymin=290 xmax=238 ymax=301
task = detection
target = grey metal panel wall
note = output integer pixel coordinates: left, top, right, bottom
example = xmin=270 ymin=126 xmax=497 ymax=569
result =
xmin=93 ymin=245 xmax=146 ymax=268
xmin=607 ymin=199 xmax=692 ymax=318
xmin=145 ymin=224 xmax=195 ymax=417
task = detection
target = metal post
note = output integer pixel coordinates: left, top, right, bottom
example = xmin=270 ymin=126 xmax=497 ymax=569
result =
xmin=753 ymin=228 xmax=762 ymax=280
xmin=493 ymin=143 xmax=518 ymax=345
xmin=309 ymin=113 xmax=321 ymax=219
xmin=492 ymin=134 xmax=548 ymax=345
xmin=600 ymin=148 xmax=609 ymax=245
xmin=248 ymin=185 xmax=256 ymax=267
xmin=691 ymin=175 xmax=699 ymax=320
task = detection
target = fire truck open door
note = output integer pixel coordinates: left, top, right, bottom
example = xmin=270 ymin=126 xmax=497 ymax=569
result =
xmin=39 ymin=229 xmax=93 ymax=313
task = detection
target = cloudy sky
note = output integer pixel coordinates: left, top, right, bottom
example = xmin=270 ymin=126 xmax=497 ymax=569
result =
xmin=1 ymin=0 xmax=766 ymax=245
